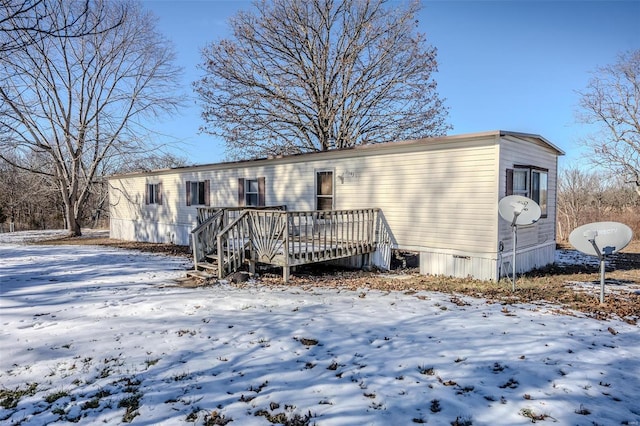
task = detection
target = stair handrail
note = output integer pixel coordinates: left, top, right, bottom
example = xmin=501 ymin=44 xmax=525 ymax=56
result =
xmin=216 ymin=210 xmax=251 ymax=279
xmin=191 ymin=209 xmax=225 ymax=270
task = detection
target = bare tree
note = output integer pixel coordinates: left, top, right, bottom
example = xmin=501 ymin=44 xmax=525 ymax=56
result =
xmin=112 ymin=152 xmax=190 ymax=174
xmin=0 ymin=0 xmax=122 ymax=54
xmin=557 ymin=166 xmax=640 ymax=241
xmin=194 ymin=0 xmax=450 ymax=159
xmin=0 ymin=0 xmax=182 ymax=236
xmin=0 ymin=154 xmax=62 ymax=231
xmin=577 ymin=49 xmax=640 ymax=195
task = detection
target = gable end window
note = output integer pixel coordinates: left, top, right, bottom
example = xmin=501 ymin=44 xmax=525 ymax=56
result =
xmin=145 ymin=182 xmax=162 ymax=205
xmin=186 ymin=180 xmax=210 ymax=206
xmin=238 ymin=177 xmax=265 ymax=206
xmin=506 ymin=166 xmax=548 ymax=216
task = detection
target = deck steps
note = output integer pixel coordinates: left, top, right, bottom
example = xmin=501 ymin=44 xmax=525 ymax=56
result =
xmin=187 ymin=260 xmax=218 ymax=281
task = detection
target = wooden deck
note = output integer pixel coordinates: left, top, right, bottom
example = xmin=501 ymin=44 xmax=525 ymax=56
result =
xmin=191 ymin=207 xmax=392 ymax=282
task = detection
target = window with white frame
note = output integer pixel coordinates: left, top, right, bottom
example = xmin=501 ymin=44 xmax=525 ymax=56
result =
xmin=238 ymin=177 xmax=265 ymax=206
xmin=245 ymin=179 xmax=259 ymax=206
xmin=145 ymin=183 xmax=162 ymax=205
xmin=316 ymin=170 xmax=334 ymax=210
xmin=506 ymin=166 xmax=548 ymax=216
xmin=186 ymin=180 xmax=210 ymax=206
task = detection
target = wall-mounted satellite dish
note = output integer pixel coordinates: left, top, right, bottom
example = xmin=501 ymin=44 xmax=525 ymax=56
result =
xmin=498 ymin=195 xmax=542 ymax=226
xmin=498 ymin=195 xmax=542 ymax=291
xmin=569 ymin=221 xmax=633 ymax=303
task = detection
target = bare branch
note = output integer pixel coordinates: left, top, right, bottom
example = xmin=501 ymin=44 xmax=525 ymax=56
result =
xmin=194 ymin=0 xmax=450 ymax=160
xmin=577 ymin=49 xmax=640 ymax=195
xmin=0 ymin=0 xmax=183 ymax=235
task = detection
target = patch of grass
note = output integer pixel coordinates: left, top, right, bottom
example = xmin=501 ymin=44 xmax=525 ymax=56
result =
xmin=94 ymin=389 xmax=111 ymax=399
xmin=171 ymin=371 xmax=190 ymax=382
xmin=204 ymin=410 xmax=232 ymax=425
xmin=248 ymin=381 xmax=269 ymax=393
xmin=492 ymin=362 xmax=506 ymax=373
xmin=327 ymin=361 xmax=339 ymax=370
xmin=98 ymin=366 xmax=113 ymax=378
xmin=144 ymin=358 xmax=160 ymax=369
xmin=451 ymin=416 xmax=473 ymax=426
xmin=52 ymin=407 xmax=66 ymax=416
xmin=575 ymin=404 xmax=591 ymax=415
xmin=0 ymin=383 xmax=38 ymax=409
xmin=499 ymin=377 xmax=519 ymax=389
xmin=81 ymin=397 xmax=101 ymax=410
xmin=295 ymin=337 xmax=319 ymax=346
xmin=118 ymin=392 xmax=142 ymax=423
xmin=430 ymin=399 xmax=441 ymax=413
xmin=186 ymin=407 xmax=200 ymax=422
xmin=418 ymin=365 xmax=435 ymax=375
xmin=44 ymin=389 xmax=69 ymax=404
xmin=254 ymin=408 xmax=314 ymax=425
xmin=456 ymin=385 xmax=475 ymax=394
xmin=520 ymin=408 xmax=552 ymax=422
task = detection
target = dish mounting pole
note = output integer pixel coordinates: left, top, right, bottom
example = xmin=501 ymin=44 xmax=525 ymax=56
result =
xmin=587 ymin=236 xmax=606 ymax=304
xmin=510 ymin=211 xmax=521 ymax=292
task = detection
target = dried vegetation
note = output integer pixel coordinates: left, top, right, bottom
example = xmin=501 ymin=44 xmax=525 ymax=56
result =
xmin=41 ymin=235 xmax=639 ymax=324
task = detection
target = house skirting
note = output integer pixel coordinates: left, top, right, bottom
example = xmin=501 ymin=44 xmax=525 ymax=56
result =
xmin=110 ymin=218 xmax=191 ymax=246
xmin=419 ymin=242 xmax=555 ymax=281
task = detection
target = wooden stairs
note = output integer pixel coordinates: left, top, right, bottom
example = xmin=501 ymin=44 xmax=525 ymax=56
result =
xmin=188 ymin=207 xmax=392 ymax=283
xmin=186 ymin=255 xmax=219 ymax=281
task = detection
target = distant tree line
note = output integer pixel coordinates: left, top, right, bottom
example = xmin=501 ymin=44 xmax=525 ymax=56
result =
xmin=556 ymin=167 xmax=640 ymax=242
xmin=1 ymin=0 xmax=637 ymax=241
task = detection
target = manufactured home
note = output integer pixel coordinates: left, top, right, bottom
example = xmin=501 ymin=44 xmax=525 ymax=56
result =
xmin=108 ymin=130 xmax=564 ymax=281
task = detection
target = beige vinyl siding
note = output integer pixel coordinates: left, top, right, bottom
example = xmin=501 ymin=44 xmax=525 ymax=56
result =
xmin=335 ymin=140 xmax=499 ymax=253
xmin=498 ymin=135 xmax=559 ymax=273
xmin=108 ymin=131 xmax=561 ymax=279
xmin=109 ymin=135 xmax=500 ymax=252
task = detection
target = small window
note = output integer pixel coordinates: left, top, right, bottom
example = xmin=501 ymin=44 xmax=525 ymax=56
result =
xmin=506 ymin=166 xmax=548 ymax=216
xmin=512 ymin=170 xmax=528 ymax=197
xmin=238 ymin=177 xmax=265 ymax=206
xmin=245 ymin=179 xmax=259 ymax=206
xmin=316 ymin=170 xmax=333 ymax=210
xmin=186 ymin=180 xmax=210 ymax=206
xmin=146 ymin=183 xmax=162 ymax=205
xmin=531 ymin=170 xmax=548 ymax=215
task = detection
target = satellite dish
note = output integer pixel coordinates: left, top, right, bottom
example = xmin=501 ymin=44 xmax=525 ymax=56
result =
xmin=498 ymin=195 xmax=542 ymax=226
xmin=568 ymin=221 xmax=633 ymax=304
xmin=569 ymin=222 xmax=633 ymax=257
xmin=497 ymin=195 xmax=541 ymax=292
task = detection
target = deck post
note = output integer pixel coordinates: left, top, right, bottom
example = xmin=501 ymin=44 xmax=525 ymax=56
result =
xmin=283 ymin=211 xmax=290 ymax=282
xmin=363 ymin=252 xmax=371 ymax=270
xmin=217 ymin=235 xmax=224 ymax=279
xmin=191 ymin=234 xmax=199 ymax=270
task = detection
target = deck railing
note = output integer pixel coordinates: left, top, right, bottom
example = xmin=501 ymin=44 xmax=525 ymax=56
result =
xmin=191 ymin=209 xmax=225 ymax=270
xmin=215 ymin=208 xmax=391 ymax=281
xmin=192 ymin=206 xmax=286 ymax=271
xmin=196 ymin=205 xmax=287 ymax=225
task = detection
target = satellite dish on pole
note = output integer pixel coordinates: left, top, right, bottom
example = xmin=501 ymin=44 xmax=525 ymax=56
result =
xmin=498 ymin=195 xmax=542 ymax=291
xmin=569 ymin=222 xmax=633 ymax=303
xmin=498 ymin=195 xmax=542 ymax=226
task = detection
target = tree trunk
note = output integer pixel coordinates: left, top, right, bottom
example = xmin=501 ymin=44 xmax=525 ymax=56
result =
xmin=65 ymin=201 xmax=82 ymax=237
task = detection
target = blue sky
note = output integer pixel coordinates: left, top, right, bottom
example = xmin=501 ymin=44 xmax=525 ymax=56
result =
xmin=142 ymin=0 xmax=640 ymax=168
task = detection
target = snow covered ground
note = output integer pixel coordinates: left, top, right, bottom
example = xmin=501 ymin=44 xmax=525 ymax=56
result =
xmin=1 ymin=230 xmax=639 ymax=425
